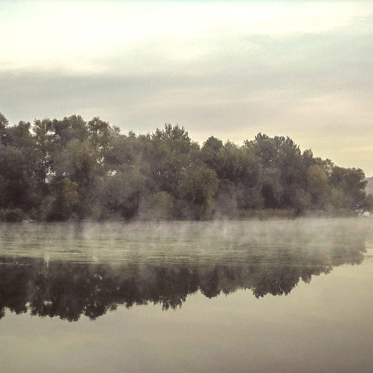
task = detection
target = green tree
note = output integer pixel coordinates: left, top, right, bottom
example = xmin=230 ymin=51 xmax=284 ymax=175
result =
xmin=364 ymin=194 xmax=373 ymax=212
xmin=40 ymin=178 xmax=79 ymax=221
xmin=32 ymin=118 xmax=53 ymax=194
xmin=0 ymin=112 xmax=9 ymax=145
xmin=0 ymin=145 xmax=27 ymax=209
xmin=178 ymin=166 xmax=219 ymax=220
xmin=62 ymin=139 xmax=100 ymax=218
xmin=216 ymin=142 xmax=262 ymax=209
xmin=246 ymin=133 xmax=279 ymax=169
xmin=245 ymin=134 xmax=283 ymax=208
xmin=200 ymin=136 xmax=223 ymax=170
xmin=247 ymin=134 xmax=310 ymax=211
xmin=261 ymin=168 xmax=282 ymax=209
xmin=50 ymin=115 xmax=89 ymax=151
xmin=306 ymin=164 xmax=330 ymax=209
xmin=100 ymin=165 xmax=146 ymax=219
xmin=330 ymin=167 xmax=367 ymax=209
xmin=87 ymin=117 xmax=113 ymax=156
xmin=149 ymin=124 xmax=198 ymax=198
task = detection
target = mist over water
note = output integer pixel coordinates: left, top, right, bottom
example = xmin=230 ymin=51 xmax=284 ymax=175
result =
xmin=1 ymin=218 xmax=373 ymax=373
xmin=1 ymin=218 xmax=372 ymax=263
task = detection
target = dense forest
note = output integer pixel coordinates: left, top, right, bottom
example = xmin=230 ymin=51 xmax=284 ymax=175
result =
xmin=0 ymin=112 xmax=372 ymax=222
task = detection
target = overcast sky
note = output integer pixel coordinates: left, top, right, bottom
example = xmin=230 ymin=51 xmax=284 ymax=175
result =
xmin=1 ymin=1 xmax=373 ymax=175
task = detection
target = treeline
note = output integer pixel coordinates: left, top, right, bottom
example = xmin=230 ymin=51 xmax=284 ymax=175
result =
xmin=0 ymin=112 xmax=371 ymax=221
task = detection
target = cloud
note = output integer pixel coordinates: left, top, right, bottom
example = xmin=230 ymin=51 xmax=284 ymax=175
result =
xmin=1 ymin=1 xmax=372 ymax=74
xmin=1 ymin=1 xmax=373 ymax=174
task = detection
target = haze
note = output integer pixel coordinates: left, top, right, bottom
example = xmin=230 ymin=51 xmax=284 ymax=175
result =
xmin=1 ymin=1 xmax=373 ymax=175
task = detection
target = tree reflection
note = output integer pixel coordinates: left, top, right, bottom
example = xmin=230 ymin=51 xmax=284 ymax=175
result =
xmin=0 ymin=238 xmax=366 ymax=322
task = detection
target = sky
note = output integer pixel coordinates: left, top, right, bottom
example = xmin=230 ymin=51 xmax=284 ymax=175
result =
xmin=1 ymin=1 xmax=373 ymax=175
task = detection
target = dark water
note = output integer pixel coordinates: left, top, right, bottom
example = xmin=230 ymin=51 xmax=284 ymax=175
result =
xmin=0 ymin=219 xmax=373 ymax=373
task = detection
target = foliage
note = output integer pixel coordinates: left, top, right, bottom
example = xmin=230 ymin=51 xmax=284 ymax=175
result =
xmin=40 ymin=178 xmax=79 ymax=221
xmin=0 ymin=208 xmax=24 ymax=222
xmin=178 ymin=167 xmax=219 ymax=220
xmin=0 ymin=111 xmax=369 ymax=221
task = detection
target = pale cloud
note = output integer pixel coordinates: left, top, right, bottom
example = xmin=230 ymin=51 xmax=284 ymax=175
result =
xmin=1 ymin=1 xmax=371 ymax=74
xmin=1 ymin=1 xmax=373 ymax=175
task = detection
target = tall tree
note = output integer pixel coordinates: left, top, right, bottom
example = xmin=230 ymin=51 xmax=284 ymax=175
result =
xmin=149 ymin=124 xmax=198 ymax=198
xmin=216 ymin=142 xmax=262 ymax=209
xmin=0 ymin=112 xmax=9 ymax=145
xmin=178 ymin=166 xmax=219 ymax=220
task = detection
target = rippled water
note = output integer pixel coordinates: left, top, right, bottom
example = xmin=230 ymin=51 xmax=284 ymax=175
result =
xmin=0 ymin=219 xmax=372 ymax=372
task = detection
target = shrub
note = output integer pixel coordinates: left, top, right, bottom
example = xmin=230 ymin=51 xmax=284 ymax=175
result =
xmin=0 ymin=208 xmax=24 ymax=222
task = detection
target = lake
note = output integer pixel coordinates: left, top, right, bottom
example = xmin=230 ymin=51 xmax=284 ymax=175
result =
xmin=0 ymin=218 xmax=373 ymax=373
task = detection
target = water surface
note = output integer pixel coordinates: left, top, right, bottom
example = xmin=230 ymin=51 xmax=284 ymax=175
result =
xmin=0 ymin=219 xmax=372 ymax=372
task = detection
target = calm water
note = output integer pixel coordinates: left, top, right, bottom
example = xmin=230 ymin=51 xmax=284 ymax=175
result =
xmin=0 ymin=219 xmax=373 ymax=373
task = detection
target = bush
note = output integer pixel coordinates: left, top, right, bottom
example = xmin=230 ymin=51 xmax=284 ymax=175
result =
xmin=0 ymin=208 xmax=24 ymax=222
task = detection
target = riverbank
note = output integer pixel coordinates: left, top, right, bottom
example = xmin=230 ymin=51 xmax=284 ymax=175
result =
xmin=0 ymin=207 xmax=361 ymax=223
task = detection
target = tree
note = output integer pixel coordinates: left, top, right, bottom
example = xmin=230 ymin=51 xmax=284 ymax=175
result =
xmin=364 ymin=194 xmax=373 ymax=212
xmin=0 ymin=145 xmax=25 ymax=209
xmin=40 ymin=178 xmax=79 ymax=221
xmin=32 ymin=118 xmax=53 ymax=194
xmin=246 ymin=133 xmax=279 ymax=169
xmin=50 ymin=115 xmax=89 ymax=149
xmin=0 ymin=112 xmax=9 ymax=145
xmin=0 ymin=112 xmax=369 ymax=220
xmin=178 ymin=166 xmax=219 ymax=220
xmin=61 ymin=139 xmax=100 ymax=218
xmin=100 ymin=165 xmax=146 ymax=219
xmin=330 ymin=167 xmax=367 ymax=209
xmin=216 ymin=142 xmax=262 ymax=209
xmin=200 ymin=136 xmax=223 ymax=170
xmin=261 ymin=167 xmax=282 ymax=208
xmin=149 ymin=124 xmax=198 ymax=198
xmin=87 ymin=117 xmax=111 ymax=152
xmin=306 ymin=164 xmax=330 ymax=209
xmin=246 ymin=134 xmax=311 ymax=211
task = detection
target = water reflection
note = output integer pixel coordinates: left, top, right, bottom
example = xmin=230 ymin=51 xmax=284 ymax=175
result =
xmin=0 ymin=236 xmax=366 ymax=322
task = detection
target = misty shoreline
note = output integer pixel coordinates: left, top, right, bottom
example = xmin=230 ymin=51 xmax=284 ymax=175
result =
xmin=0 ymin=207 xmax=365 ymax=223
xmin=1 ymin=114 xmax=372 ymax=223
